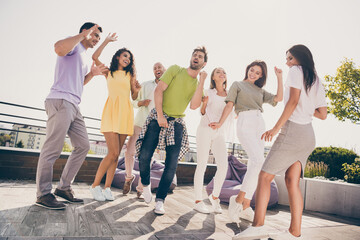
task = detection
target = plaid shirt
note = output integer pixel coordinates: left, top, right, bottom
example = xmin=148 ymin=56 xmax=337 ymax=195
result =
xmin=136 ymin=108 xmax=189 ymax=161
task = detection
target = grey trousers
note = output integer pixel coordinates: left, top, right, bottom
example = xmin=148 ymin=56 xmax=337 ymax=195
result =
xmin=36 ymin=99 xmax=90 ymax=198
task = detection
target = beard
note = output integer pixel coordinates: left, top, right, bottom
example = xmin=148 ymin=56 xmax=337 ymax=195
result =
xmin=190 ymin=62 xmax=202 ymax=70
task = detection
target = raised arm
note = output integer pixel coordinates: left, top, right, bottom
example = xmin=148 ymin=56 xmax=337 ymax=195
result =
xmin=190 ymin=71 xmax=207 ymax=110
xmin=273 ymin=66 xmax=284 ymax=102
xmin=54 ymin=25 xmax=99 ymax=56
xmin=262 ymin=87 xmax=300 ymax=141
xmin=154 ymin=81 xmax=169 ymax=128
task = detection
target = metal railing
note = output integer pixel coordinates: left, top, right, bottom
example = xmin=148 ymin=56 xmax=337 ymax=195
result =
xmin=0 ymin=101 xmax=246 ymax=162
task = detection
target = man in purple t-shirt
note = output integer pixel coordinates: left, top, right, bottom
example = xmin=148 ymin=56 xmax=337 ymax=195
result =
xmin=35 ymin=22 xmax=106 ymax=210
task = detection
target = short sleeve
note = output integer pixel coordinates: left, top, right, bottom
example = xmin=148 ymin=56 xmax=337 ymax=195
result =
xmin=225 ymin=82 xmax=239 ymax=104
xmin=159 ymin=65 xmax=180 ymax=86
xmin=287 ymin=66 xmax=303 ymax=90
xmin=315 ymin=82 xmax=327 ymax=108
xmin=66 ymin=40 xmax=80 ymax=56
xmin=263 ymin=90 xmax=277 ymax=106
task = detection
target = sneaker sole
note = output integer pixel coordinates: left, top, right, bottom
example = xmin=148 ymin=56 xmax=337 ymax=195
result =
xmin=232 ymin=233 xmax=269 ymax=240
xmin=54 ymin=194 xmax=84 ymax=203
xmin=35 ymin=202 xmax=66 ymax=210
xmin=194 ymin=208 xmax=210 ymax=214
xmin=154 ymin=209 xmax=165 ymax=215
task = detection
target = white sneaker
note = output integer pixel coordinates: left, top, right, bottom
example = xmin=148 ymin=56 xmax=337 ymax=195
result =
xmin=194 ymin=201 xmax=210 ymax=214
xmin=233 ymin=225 xmax=275 ymax=240
xmin=269 ymin=229 xmax=303 ymax=240
xmin=102 ymin=187 xmax=115 ymax=201
xmin=90 ymin=186 xmax=105 ymax=201
xmin=154 ymin=201 xmax=165 ymax=215
xmin=239 ymin=206 xmax=254 ymax=222
xmin=228 ymin=195 xmax=242 ymax=223
xmin=143 ymin=184 xmax=152 ymax=204
xmin=208 ymin=194 xmax=222 ymax=213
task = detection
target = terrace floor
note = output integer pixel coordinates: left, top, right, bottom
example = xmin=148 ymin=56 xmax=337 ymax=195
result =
xmin=0 ymin=180 xmax=359 ymax=240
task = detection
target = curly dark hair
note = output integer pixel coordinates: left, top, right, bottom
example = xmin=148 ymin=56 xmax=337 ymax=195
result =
xmin=244 ymin=60 xmax=267 ymax=88
xmin=287 ymin=44 xmax=317 ymax=93
xmin=109 ymin=48 xmax=134 ymax=77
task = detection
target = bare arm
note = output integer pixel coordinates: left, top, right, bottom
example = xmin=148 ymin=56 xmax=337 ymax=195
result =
xmin=54 ymin=25 xmax=99 ymax=56
xmin=190 ymin=71 xmax=207 ymax=110
xmin=92 ymin=33 xmax=117 ymax=77
xmin=209 ymin=101 xmax=234 ymax=129
xmin=200 ymin=96 xmax=209 ymax=115
xmin=262 ymin=87 xmax=300 ymax=141
xmin=83 ymin=62 xmax=107 ymax=85
xmin=273 ymin=67 xmax=284 ymax=102
xmin=314 ymin=107 xmax=327 ymax=120
xmin=154 ymin=81 xmax=169 ymax=128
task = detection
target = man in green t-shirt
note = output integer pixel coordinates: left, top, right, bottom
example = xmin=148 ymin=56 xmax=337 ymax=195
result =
xmin=136 ymin=47 xmax=208 ymax=215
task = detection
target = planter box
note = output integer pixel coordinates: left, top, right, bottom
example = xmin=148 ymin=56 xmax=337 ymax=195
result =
xmin=274 ymin=176 xmax=360 ymax=219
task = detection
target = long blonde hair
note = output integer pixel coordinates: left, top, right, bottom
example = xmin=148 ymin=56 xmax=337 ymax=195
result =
xmin=210 ymin=67 xmax=227 ymax=90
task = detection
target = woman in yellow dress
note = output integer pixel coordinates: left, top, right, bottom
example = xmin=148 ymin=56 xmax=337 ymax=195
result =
xmin=90 ymin=33 xmax=141 ymax=201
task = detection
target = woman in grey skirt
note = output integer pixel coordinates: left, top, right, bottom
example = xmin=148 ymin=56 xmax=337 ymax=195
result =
xmin=234 ymin=45 xmax=327 ymax=240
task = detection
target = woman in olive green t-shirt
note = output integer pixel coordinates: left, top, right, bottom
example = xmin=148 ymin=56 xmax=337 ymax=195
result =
xmin=209 ymin=60 xmax=283 ymax=224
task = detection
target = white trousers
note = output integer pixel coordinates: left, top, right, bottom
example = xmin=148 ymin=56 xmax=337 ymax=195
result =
xmin=194 ymin=124 xmax=228 ymax=201
xmin=237 ymin=110 xmax=266 ymax=200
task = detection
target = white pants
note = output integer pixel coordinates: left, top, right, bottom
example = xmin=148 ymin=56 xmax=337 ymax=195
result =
xmin=194 ymin=124 xmax=228 ymax=201
xmin=237 ymin=110 xmax=265 ymax=200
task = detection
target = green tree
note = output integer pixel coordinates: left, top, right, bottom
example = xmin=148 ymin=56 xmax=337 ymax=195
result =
xmin=62 ymin=142 xmax=72 ymax=152
xmin=16 ymin=140 xmax=24 ymax=148
xmin=0 ymin=133 xmax=11 ymax=146
xmin=324 ymin=59 xmax=360 ymax=123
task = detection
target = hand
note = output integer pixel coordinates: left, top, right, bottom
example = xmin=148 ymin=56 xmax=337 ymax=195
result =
xmin=132 ymin=79 xmax=141 ymax=92
xmin=274 ymin=67 xmax=283 ymax=79
xmin=202 ymin=96 xmax=209 ymax=104
xmin=199 ymin=71 xmax=207 ymax=83
xmin=140 ymin=99 xmax=151 ymax=107
xmin=91 ymin=61 xmax=107 ymax=76
xmin=105 ymin=32 xmax=118 ymax=43
xmin=208 ymin=122 xmax=221 ymax=130
xmin=157 ymin=115 xmax=168 ymax=128
xmin=81 ymin=25 xmax=99 ymax=40
xmin=261 ymin=127 xmax=280 ymax=142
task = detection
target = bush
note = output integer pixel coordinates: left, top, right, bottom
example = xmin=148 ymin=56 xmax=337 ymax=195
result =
xmin=308 ymin=147 xmax=358 ymax=179
xmin=304 ymin=161 xmax=329 ymax=178
xmin=342 ymin=158 xmax=360 ymax=184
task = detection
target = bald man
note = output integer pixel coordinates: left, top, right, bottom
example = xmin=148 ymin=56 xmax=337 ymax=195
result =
xmin=123 ymin=62 xmax=166 ymax=197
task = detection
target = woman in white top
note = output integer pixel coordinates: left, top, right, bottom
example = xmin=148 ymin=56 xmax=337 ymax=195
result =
xmin=234 ymin=45 xmax=327 ymax=239
xmin=194 ymin=67 xmax=230 ymax=214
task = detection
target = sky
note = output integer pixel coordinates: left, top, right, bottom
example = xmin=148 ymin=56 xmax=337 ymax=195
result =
xmin=0 ymin=0 xmax=360 ymax=154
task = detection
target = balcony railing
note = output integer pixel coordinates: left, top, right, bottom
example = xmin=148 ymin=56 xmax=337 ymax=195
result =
xmin=0 ymin=101 xmax=247 ymax=162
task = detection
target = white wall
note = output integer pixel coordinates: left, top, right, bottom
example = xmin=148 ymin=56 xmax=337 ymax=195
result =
xmin=274 ymin=176 xmax=360 ymax=219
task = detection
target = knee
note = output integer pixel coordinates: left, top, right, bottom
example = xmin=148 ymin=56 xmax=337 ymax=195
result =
xmin=259 ymin=171 xmax=273 ymax=184
xmin=107 ymin=151 xmax=120 ymax=161
xmin=76 ymin=141 xmax=90 ymax=154
xmin=285 ymin=175 xmax=299 ymax=189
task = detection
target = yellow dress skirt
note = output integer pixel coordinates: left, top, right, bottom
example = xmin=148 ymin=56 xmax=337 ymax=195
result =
xmin=100 ymin=70 xmax=134 ymax=135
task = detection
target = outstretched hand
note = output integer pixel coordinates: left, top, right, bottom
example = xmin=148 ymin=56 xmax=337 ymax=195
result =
xmin=91 ymin=61 xmax=107 ymax=76
xmin=105 ymin=33 xmax=118 ymax=43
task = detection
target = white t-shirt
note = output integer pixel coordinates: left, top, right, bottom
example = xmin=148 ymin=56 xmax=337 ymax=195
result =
xmin=284 ymin=66 xmax=327 ymax=124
